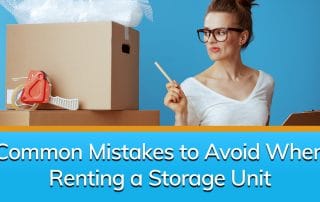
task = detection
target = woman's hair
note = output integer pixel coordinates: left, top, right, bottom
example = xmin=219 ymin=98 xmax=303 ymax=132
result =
xmin=206 ymin=0 xmax=258 ymax=48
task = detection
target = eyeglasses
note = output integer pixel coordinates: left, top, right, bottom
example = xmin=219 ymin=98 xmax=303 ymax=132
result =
xmin=197 ymin=27 xmax=244 ymax=43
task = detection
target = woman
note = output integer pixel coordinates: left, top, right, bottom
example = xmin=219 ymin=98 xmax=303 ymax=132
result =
xmin=164 ymin=0 xmax=274 ymax=126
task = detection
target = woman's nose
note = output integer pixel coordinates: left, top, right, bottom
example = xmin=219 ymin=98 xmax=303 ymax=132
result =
xmin=207 ymin=33 xmax=217 ymax=43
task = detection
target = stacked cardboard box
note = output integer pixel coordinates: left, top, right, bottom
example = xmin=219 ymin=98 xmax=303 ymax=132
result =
xmin=0 ymin=110 xmax=159 ymax=126
xmin=1 ymin=22 xmax=159 ymax=126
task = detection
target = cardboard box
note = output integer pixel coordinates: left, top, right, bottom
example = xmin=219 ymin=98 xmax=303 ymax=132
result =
xmin=282 ymin=111 xmax=320 ymax=125
xmin=0 ymin=110 xmax=159 ymax=126
xmin=6 ymin=22 xmax=139 ymax=110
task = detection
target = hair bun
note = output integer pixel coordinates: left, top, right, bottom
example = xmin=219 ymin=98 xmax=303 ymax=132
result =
xmin=236 ymin=0 xmax=258 ymax=10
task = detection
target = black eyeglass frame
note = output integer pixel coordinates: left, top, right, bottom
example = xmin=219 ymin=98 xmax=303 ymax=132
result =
xmin=197 ymin=27 xmax=244 ymax=43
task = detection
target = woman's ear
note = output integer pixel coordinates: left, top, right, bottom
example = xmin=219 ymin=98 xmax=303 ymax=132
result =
xmin=239 ymin=30 xmax=249 ymax=46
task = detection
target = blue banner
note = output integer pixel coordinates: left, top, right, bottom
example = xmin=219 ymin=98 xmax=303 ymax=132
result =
xmin=0 ymin=130 xmax=319 ymax=201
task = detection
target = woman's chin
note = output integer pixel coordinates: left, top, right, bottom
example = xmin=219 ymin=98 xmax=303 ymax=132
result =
xmin=208 ymin=53 xmax=222 ymax=61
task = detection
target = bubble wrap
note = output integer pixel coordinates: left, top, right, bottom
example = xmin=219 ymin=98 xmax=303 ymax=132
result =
xmin=0 ymin=0 xmax=153 ymax=27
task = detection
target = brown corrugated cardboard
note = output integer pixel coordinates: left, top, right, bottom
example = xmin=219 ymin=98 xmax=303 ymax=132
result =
xmin=6 ymin=22 xmax=139 ymax=110
xmin=0 ymin=110 xmax=159 ymax=126
xmin=282 ymin=111 xmax=320 ymax=125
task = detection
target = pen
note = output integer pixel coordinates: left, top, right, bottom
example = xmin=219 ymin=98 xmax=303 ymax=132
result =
xmin=154 ymin=61 xmax=173 ymax=83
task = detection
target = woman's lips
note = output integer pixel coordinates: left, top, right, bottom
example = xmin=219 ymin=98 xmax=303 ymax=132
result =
xmin=209 ymin=47 xmax=220 ymax=53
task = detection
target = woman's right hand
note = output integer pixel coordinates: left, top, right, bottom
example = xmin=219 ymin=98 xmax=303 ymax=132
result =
xmin=164 ymin=81 xmax=187 ymax=114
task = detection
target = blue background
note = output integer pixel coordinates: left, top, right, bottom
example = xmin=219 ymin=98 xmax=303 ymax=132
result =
xmin=1 ymin=0 xmax=320 ymax=125
xmin=0 ymin=131 xmax=319 ymax=201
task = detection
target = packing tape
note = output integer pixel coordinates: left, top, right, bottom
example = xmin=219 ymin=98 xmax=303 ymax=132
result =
xmin=7 ymin=89 xmax=13 ymax=105
xmin=11 ymin=76 xmax=28 ymax=82
xmin=10 ymin=84 xmax=39 ymax=111
xmin=125 ymin=26 xmax=129 ymax=41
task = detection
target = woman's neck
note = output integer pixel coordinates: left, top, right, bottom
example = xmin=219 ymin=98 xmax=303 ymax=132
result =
xmin=209 ymin=55 xmax=246 ymax=81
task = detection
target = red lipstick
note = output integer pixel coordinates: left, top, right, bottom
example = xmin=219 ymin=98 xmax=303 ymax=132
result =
xmin=210 ymin=47 xmax=220 ymax=53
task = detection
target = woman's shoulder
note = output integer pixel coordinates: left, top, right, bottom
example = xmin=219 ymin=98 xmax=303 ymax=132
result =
xmin=180 ymin=77 xmax=197 ymax=90
xmin=258 ymin=70 xmax=274 ymax=86
xmin=180 ymin=76 xmax=208 ymax=96
xmin=246 ymin=65 xmax=274 ymax=84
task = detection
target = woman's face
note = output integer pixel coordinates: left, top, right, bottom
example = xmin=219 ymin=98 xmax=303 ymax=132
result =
xmin=204 ymin=12 xmax=244 ymax=62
